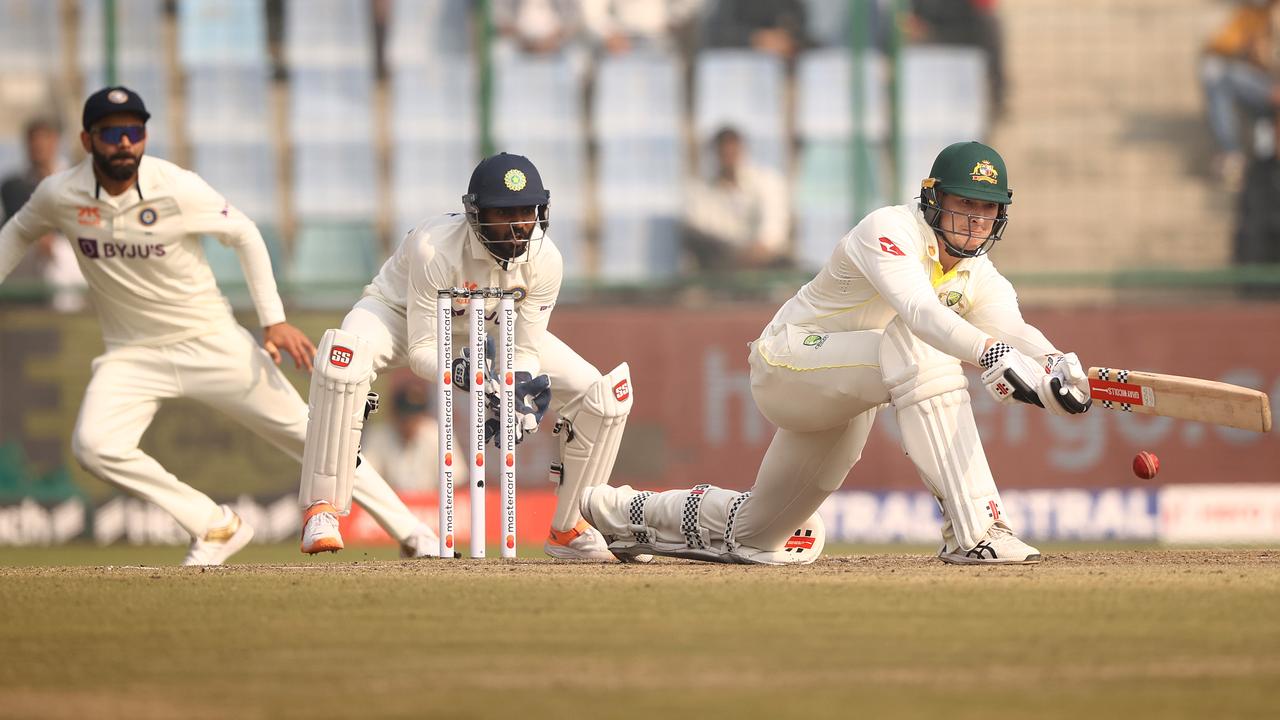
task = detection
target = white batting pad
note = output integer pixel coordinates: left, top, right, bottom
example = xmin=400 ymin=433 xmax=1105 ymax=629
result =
xmin=300 ymin=329 xmax=375 ymax=515
xmin=550 ymin=362 xmax=633 ymax=532
xmin=880 ymin=319 xmax=1005 ymax=550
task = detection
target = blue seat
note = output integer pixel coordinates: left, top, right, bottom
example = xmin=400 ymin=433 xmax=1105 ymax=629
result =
xmin=598 ymin=140 xmax=683 ymax=214
xmin=493 ymin=53 xmax=582 ymax=142
xmin=287 ymin=67 xmax=375 ymax=142
xmin=390 ymin=58 xmax=476 ymax=142
xmin=386 ymin=0 xmax=472 ymax=64
xmin=796 ymin=48 xmax=888 ymax=143
xmin=598 ymin=215 xmax=681 ymax=282
xmin=892 ymin=47 xmax=989 ymax=202
xmin=288 ymin=222 xmax=377 ymax=308
xmin=186 ymin=66 xmax=272 ymax=142
xmin=0 ymin=0 xmax=61 ymax=72
xmin=292 ymin=141 xmax=377 ymax=221
xmin=284 ymin=0 xmax=372 ymax=68
xmin=594 ymin=52 xmax=682 ymax=138
xmin=178 ymin=0 xmax=268 ymax=68
xmin=391 ymin=139 xmax=478 ymax=237
xmin=694 ymin=50 xmax=787 ymax=171
xmin=190 ymin=141 xmax=279 ymax=225
xmin=78 ymin=0 xmax=166 ymax=68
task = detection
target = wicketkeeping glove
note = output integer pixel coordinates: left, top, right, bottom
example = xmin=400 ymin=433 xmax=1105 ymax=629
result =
xmin=484 ymin=372 xmax=552 ymax=448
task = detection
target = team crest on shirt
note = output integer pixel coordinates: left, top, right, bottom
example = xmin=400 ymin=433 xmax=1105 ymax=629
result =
xmin=802 ymin=334 xmax=828 ymax=348
xmin=138 ymin=207 xmax=158 ymax=226
xmin=970 ymin=160 xmax=998 ymax=185
xmin=939 ymin=290 xmax=963 ymax=307
xmin=508 ymin=286 xmax=528 ymax=302
xmin=504 ymin=169 xmax=527 ymax=192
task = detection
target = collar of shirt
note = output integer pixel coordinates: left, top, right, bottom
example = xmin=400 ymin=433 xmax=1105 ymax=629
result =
xmin=70 ymin=155 xmax=166 ymax=206
xmin=911 ymin=203 xmax=973 ymax=287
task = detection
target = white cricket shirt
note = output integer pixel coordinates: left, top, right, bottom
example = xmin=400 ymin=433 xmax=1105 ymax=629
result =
xmin=764 ymin=203 xmax=1058 ymax=363
xmin=0 ymin=156 xmax=285 ymax=347
xmin=364 ymin=213 xmax=561 ymax=380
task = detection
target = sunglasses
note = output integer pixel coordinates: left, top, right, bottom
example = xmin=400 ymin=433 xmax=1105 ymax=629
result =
xmin=95 ymin=126 xmax=146 ymax=145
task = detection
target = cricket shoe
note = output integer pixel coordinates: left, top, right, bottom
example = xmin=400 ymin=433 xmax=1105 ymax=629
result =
xmin=300 ymin=501 xmax=343 ymax=555
xmin=938 ymin=522 xmax=1041 ymax=565
xmin=183 ymin=505 xmax=254 ymax=566
xmin=544 ymin=519 xmax=618 ymax=562
xmin=399 ymin=522 xmax=450 ymax=559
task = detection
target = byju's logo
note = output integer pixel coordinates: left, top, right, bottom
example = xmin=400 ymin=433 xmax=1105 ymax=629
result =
xmin=78 ymin=238 xmax=100 ymax=258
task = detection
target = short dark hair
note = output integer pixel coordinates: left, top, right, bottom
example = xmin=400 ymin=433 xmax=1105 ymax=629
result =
xmin=24 ymin=117 xmax=60 ymax=142
xmin=712 ymin=126 xmax=743 ymax=148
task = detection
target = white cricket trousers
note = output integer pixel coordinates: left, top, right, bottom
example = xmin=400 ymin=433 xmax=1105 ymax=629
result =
xmin=71 ymin=321 xmax=421 ymax=540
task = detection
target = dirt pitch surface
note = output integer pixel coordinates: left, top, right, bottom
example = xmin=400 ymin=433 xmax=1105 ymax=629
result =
xmin=1 ymin=549 xmax=1277 ymax=719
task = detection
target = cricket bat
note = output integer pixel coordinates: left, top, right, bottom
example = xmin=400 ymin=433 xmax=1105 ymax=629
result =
xmin=1087 ymin=367 xmax=1272 ymax=433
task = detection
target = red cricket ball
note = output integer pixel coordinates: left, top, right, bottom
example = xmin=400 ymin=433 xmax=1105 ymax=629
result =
xmin=1133 ymin=450 xmax=1160 ymax=479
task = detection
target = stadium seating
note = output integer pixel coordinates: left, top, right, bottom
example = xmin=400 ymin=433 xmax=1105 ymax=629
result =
xmin=898 ymin=46 xmax=989 ymax=202
xmin=0 ymin=0 xmax=61 ymax=73
xmin=177 ymin=0 xmax=268 ymax=68
xmin=594 ymin=52 xmax=684 ymax=281
xmin=493 ymin=52 xmax=588 ymax=278
xmin=288 ymin=221 xmax=377 ymax=308
xmin=693 ymin=50 xmax=787 ymax=172
xmin=78 ymin=0 xmax=172 ymax=160
xmin=388 ymin=55 xmax=477 ymax=234
xmin=794 ymin=48 xmax=888 ymax=269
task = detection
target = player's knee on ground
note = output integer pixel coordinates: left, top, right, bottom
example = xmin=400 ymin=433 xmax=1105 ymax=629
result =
xmin=592 ymin=484 xmax=825 ymax=565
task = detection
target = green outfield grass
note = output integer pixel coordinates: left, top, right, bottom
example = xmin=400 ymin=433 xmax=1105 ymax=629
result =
xmin=1 ymin=547 xmax=1277 ymax=719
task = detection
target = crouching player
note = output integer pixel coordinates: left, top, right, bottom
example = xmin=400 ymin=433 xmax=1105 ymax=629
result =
xmin=579 ymin=142 xmax=1092 ymax=565
xmin=299 ymin=153 xmax=632 ymax=560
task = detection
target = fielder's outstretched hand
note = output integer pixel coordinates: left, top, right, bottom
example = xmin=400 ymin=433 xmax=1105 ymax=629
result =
xmin=263 ymin=322 xmax=317 ymax=372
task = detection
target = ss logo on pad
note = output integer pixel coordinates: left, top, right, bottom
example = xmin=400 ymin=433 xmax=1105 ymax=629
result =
xmin=330 ymin=346 xmax=353 ymax=368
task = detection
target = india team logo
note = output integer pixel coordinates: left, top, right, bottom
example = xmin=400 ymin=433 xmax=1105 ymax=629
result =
xmin=503 ymin=169 xmax=527 ymax=192
xmin=138 ymin=208 xmax=158 ymax=226
xmin=970 ymin=160 xmax=999 ymax=185
xmin=330 ymin=346 xmax=353 ymax=368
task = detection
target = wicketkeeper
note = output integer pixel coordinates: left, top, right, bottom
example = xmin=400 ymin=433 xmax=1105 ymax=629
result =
xmin=299 ymin=153 xmax=632 ymax=560
xmin=580 ymin=141 xmax=1092 ymax=565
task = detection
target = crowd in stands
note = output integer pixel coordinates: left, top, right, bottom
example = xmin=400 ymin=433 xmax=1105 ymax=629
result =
xmin=0 ymin=0 xmax=1004 ymax=307
xmin=1200 ymin=0 xmax=1280 ymax=272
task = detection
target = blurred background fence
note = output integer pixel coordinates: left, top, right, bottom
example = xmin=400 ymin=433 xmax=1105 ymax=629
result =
xmin=2 ymin=0 xmax=1278 ymax=547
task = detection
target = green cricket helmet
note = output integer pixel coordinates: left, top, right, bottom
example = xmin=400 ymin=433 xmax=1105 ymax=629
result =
xmin=918 ymin=141 xmax=1013 ymax=258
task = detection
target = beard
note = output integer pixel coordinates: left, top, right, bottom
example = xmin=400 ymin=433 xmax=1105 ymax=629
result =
xmin=92 ymin=146 xmax=139 ymax=182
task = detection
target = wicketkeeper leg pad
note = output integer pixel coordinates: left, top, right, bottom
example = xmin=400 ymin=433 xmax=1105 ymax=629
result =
xmin=300 ymin=329 xmax=375 ymax=515
xmin=549 ymin=362 xmax=633 ymax=532
xmin=880 ymin=318 xmax=1005 ymax=551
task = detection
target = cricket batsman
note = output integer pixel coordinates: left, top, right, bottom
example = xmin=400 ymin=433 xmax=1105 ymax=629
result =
xmin=0 ymin=87 xmax=440 ymax=565
xmin=579 ymin=141 xmax=1092 ymax=565
xmin=299 ymin=152 xmax=629 ymax=561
